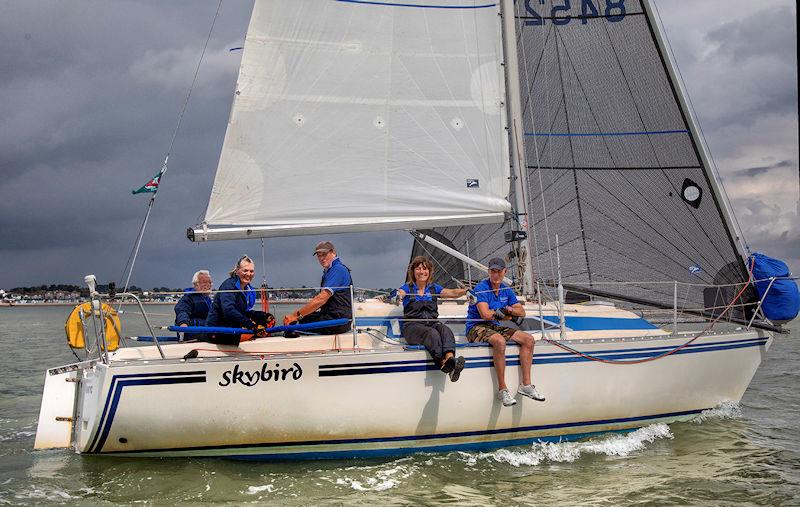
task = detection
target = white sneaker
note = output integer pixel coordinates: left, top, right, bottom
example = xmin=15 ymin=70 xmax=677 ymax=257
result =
xmin=498 ymin=388 xmax=517 ymax=407
xmin=518 ymin=384 xmax=545 ymax=402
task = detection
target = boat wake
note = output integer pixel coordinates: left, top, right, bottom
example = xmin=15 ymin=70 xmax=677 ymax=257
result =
xmin=324 ymin=425 xmax=679 ymax=492
xmin=245 ymin=484 xmax=275 ymax=495
xmin=332 ymin=463 xmax=417 ymax=492
xmin=691 ymin=401 xmax=742 ymax=423
xmin=460 ymin=424 xmax=674 ymax=467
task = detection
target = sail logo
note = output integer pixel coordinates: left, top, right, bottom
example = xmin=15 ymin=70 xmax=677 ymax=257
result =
xmin=466 ymin=179 xmax=480 ymax=188
xmin=219 ymin=362 xmax=303 ymax=387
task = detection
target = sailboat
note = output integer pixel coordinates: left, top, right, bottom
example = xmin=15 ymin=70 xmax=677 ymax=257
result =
xmin=34 ymin=0 xmax=796 ymax=459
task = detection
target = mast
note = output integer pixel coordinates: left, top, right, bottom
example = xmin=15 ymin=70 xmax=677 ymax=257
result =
xmin=500 ymin=0 xmax=535 ymax=296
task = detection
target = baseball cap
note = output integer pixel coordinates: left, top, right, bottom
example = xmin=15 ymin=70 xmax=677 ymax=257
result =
xmin=487 ymin=257 xmax=506 ymax=270
xmin=313 ymin=241 xmax=335 ymax=256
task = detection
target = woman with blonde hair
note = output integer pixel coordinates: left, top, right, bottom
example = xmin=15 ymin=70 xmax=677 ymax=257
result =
xmin=396 ymin=256 xmax=467 ymax=381
xmin=205 ymin=255 xmax=259 ymax=345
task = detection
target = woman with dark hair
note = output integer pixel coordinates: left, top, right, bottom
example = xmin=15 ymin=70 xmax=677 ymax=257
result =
xmin=396 ymin=256 xmax=467 ymax=382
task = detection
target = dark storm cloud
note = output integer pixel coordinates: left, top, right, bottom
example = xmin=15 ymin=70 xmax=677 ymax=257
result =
xmin=0 ymin=1 xmax=254 ymax=288
xmin=0 ymin=0 xmax=796 ymax=291
xmin=735 ymin=160 xmax=794 ymax=178
xmin=0 ymin=0 xmax=418 ymax=291
xmin=706 ymin=6 xmax=796 ymax=62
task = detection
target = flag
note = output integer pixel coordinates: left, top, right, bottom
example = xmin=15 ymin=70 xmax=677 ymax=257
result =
xmin=132 ymin=167 xmax=165 ymax=195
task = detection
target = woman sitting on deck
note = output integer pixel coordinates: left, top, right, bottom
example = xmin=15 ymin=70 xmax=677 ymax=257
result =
xmin=206 ymin=255 xmax=271 ymax=345
xmin=396 ymin=256 xmax=467 ymax=382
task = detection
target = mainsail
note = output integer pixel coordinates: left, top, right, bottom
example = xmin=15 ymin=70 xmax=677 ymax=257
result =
xmin=192 ymin=0 xmax=511 ymax=241
xmin=415 ymin=0 xmax=753 ymax=313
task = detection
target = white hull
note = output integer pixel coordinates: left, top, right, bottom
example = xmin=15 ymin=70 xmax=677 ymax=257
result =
xmin=35 ymin=301 xmax=771 ymax=459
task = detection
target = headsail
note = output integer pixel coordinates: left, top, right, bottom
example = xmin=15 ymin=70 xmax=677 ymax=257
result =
xmin=418 ymin=0 xmax=753 ymax=314
xmin=191 ymin=0 xmax=511 ymax=241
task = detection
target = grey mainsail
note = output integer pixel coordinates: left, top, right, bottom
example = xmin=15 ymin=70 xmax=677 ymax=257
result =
xmin=413 ymin=0 xmax=753 ymax=315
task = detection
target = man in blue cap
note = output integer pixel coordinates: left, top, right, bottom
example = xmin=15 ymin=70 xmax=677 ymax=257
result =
xmin=466 ymin=257 xmax=545 ymax=407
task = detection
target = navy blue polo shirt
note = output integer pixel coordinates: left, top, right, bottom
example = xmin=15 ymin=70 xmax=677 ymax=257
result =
xmin=322 ymin=257 xmax=351 ymax=294
xmin=465 ymin=278 xmax=519 ymax=333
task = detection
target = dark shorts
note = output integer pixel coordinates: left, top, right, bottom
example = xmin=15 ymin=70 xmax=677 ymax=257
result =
xmin=467 ymin=322 xmax=517 ymax=342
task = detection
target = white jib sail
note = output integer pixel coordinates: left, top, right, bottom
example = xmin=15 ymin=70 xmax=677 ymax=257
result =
xmin=196 ymin=0 xmax=511 ymax=241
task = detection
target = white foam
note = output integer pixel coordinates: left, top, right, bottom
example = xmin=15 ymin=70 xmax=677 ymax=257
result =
xmin=0 ymin=421 xmax=37 ymax=442
xmin=334 ymin=464 xmax=414 ymax=491
xmin=692 ymin=401 xmax=742 ymax=423
xmin=246 ymin=484 xmax=274 ymax=494
xmin=0 ymin=429 xmax=36 ymax=442
xmin=460 ymin=424 xmax=673 ymax=467
xmin=12 ymin=487 xmax=77 ymax=501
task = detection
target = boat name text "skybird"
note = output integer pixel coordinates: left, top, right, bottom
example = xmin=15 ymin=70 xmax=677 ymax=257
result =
xmin=219 ymin=362 xmax=303 ymax=387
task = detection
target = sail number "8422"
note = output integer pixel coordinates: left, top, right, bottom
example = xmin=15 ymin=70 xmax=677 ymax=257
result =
xmin=521 ymin=0 xmax=627 ymax=25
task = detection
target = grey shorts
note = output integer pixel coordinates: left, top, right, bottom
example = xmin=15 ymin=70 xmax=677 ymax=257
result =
xmin=467 ymin=322 xmax=517 ymax=342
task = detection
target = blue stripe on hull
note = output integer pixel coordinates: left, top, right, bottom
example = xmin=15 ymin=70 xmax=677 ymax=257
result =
xmin=319 ymin=337 xmax=768 ymax=376
xmin=101 ymin=408 xmax=705 ymax=459
xmin=88 ymin=372 xmax=206 ymax=453
xmin=227 ymin=429 xmax=637 ymax=461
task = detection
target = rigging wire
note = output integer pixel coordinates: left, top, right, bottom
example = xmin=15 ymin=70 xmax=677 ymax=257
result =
xmin=543 ymin=257 xmax=756 ymax=365
xmin=515 ymin=6 xmax=558 ymax=299
xmin=118 ymin=0 xmax=225 ymax=292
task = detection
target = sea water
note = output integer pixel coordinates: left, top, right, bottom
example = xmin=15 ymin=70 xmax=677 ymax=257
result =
xmin=0 ymin=305 xmax=798 ymax=505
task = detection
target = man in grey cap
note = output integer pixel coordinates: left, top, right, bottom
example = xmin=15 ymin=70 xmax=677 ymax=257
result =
xmin=283 ymin=241 xmax=353 ymax=335
xmin=466 ymin=257 xmax=545 ymax=407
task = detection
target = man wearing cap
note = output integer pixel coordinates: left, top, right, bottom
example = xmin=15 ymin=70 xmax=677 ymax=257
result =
xmin=283 ymin=241 xmax=353 ymax=335
xmin=466 ymin=257 xmax=546 ymax=407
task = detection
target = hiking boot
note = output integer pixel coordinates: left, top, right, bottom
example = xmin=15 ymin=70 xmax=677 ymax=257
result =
xmin=498 ymin=388 xmax=517 ymax=407
xmin=449 ymin=356 xmax=465 ymax=382
xmin=518 ymin=384 xmax=545 ymax=402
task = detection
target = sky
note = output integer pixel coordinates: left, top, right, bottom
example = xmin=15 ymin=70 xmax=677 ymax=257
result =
xmin=0 ymin=0 xmax=797 ymax=291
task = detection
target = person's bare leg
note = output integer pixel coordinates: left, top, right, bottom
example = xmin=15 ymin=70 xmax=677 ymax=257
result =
xmin=488 ymin=334 xmax=507 ymax=390
xmin=512 ymin=331 xmax=533 ymax=386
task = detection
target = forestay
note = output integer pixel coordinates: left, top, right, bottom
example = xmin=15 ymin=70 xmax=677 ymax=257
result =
xmin=193 ymin=0 xmax=511 ymax=241
xmin=415 ymin=0 xmax=754 ymax=315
